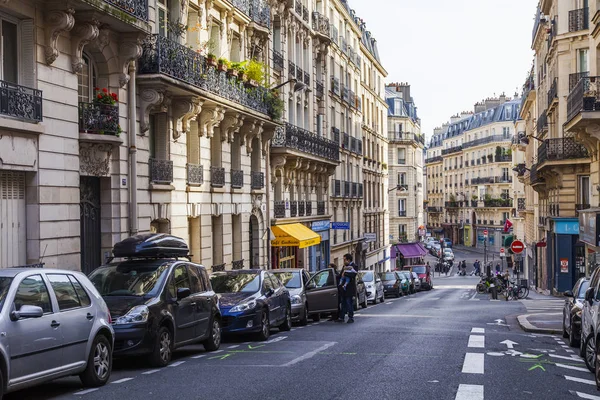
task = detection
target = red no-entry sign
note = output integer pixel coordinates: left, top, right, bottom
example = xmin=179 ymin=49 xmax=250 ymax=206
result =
xmin=510 ymin=240 xmax=525 ymax=254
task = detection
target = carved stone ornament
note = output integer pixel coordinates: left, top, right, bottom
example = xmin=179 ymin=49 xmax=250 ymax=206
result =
xmin=270 ymin=155 xmax=286 ymax=184
xmin=79 ymin=142 xmax=112 ymax=177
xmin=172 ymin=97 xmax=203 ymax=140
xmin=45 ymin=8 xmax=75 ymax=65
xmin=119 ymin=35 xmax=144 ymax=87
xmin=242 ymin=120 xmax=264 ymax=153
xmin=198 ymin=106 xmax=225 ymax=138
xmin=220 ymin=112 xmax=245 ymax=143
xmin=90 ymin=26 xmax=111 ymax=52
xmin=251 ymin=194 xmax=263 ymax=214
xmin=139 ymin=88 xmax=166 ymax=134
xmin=71 ymin=20 xmax=101 ymax=73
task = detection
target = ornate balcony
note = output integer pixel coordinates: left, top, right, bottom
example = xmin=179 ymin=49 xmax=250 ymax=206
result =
xmin=273 ymin=50 xmax=284 ymax=71
xmin=231 ymin=0 xmax=271 ymax=28
xmin=290 ymin=201 xmax=297 ymax=217
xmin=302 ymin=5 xmax=309 ymax=22
xmin=271 ymin=123 xmax=340 ymax=163
xmin=567 ymin=76 xmax=600 ymax=123
xmin=289 ymin=61 xmax=296 ymax=78
xmin=425 ymin=156 xmax=442 ymax=164
xmin=212 ymin=264 xmax=226 ymax=272
xmin=149 ymin=158 xmax=173 ymax=184
xmin=231 ymin=169 xmax=244 ymax=189
xmin=210 ymin=166 xmax=225 ymax=188
xmin=569 ymin=72 xmax=589 ymax=92
xmin=274 ymin=201 xmax=286 ymax=218
xmin=537 ymin=137 xmax=588 ymax=164
xmin=232 ymin=260 xmax=244 ymax=270
xmin=298 ymin=201 xmax=305 ymax=217
xmin=517 ymin=198 xmax=526 ymax=211
xmin=483 ymin=199 xmax=513 ymax=208
xmin=251 ymin=171 xmax=264 ymax=189
xmin=303 ymin=71 xmax=310 ymax=86
xmin=306 ymin=201 xmax=312 ymax=216
xmin=79 ymin=103 xmax=120 ymax=136
xmin=0 ymin=80 xmax=42 ymax=122
xmin=442 ymin=145 xmax=463 ymax=155
xmin=569 ymin=7 xmax=588 ymax=32
xmin=388 ymin=131 xmax=424 ymax=145
xmin=187 ymin=163 xmax=204 ymax=185
xmin=317 ymin=201 xmax=325 ymax=215
xmin=139 ymin=35 xmax=273 ymax=117
xmin=537 ymin=110 xmax=548 ymax=133
xmin=312 ymin=11 xmax=330 ymax=38
xmin=102 ymin=0 xmax=148 ymax=21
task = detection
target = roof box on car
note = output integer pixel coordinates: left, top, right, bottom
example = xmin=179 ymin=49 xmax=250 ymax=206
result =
xmin=112 ymin=233 xmax=189 ymax=258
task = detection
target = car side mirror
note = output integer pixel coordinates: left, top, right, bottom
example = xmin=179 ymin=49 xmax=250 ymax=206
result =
xmin=564 ymin=290 xmax=574 ymax=298
xmin=266 ymin=288 xmax=275 ymax=297
xmin=177 ymin=287 xmax=191 ymax=300
xmin=10 ymin=305 xmax=44 ymax=321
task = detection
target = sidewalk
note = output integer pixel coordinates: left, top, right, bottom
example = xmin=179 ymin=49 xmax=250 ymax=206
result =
xmin=517 ymin=313 xmax=562 ymax=334
xmin=453 ymin=244 xmax=485 ymax=255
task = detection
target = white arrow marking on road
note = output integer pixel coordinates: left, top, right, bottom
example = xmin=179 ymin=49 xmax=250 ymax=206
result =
xmin=500 ymin=340 xmax=518 ymax=349
xmin=427 ymin=380 xmax=439 ymax=383
xmin=505 ymin=350 xmax=523 ymax=357
xmin=495 ymin=319 xmax=504 ymax=324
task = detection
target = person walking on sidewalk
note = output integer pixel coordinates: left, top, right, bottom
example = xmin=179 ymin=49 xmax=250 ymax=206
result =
xmin=336 ymin=254 xmax=358 ymax=324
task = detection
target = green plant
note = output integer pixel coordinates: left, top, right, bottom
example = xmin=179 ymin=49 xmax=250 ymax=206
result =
xmin=449 ymin=194 xmax=456 ymax=202
xmin=506 ymin=148 xmax=512 ymax=156
xmin=265 ymin=90 xmax=284 ymax=121
xmin=207 ymin=53 xmax=216 ymax=60
xmin=167 ymin=19 xmax=188 ymax=38
xmin=93 ymin=87 xmax=118 ymax=105
xmin=495 ymin=146 xmax=502 ymax=156
xmin=472 ymin=195 xmax=478 ymax=201
xmin=484 ymin=193 xmax=492 ymax=201
xmin=218 ymin=58 xmax=230 ymax=67
xmin=245 ymin=59 xmax=266 ymax=84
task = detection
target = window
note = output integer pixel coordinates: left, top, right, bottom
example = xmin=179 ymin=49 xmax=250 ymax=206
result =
xmin=47 ymin=274 xmax=84 ymax=310
xmin=1 ymin=18 xmax=18 ymax=85
xmin=398 ymin=148 xmax=406 ymax=164
xmin=262 ymin=273 xmax=274 ymax=293
xmin=14 ymin=275 xmax=52 ymax=313
xmin=188 ymin=265 xmax=207 ymax=293
xmin=170 ymin=265 xmax=190 ymax=298
xmin=157 ymin=0 xmax=170 ymax=37
xmin=578 ymin=49 xmax=589 ymax=73
xmin=502 ymin=127 xmax=510 ymax=138
xmin=77 ymin=54 xmax=98 ymax=104
xmin=267 ymin=272 xmax=282 ymax=289
xmin=580 ymin=176 xmax=590 ymax=206
xmin=398 ymin=173 xmax=406 ymax=186
xmin=68 ymin=275 xmax=91 ymax=307
xmin=398 ymin=199 xmax=406 ymax=216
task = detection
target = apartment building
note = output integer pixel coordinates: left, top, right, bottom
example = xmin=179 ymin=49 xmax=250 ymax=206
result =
xmin=386 ymin=83 xmax=424 ymax=244
xmin=425 ymin=131 xmax=444 ymax=236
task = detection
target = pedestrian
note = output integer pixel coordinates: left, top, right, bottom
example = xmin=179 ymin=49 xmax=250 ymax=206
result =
xmin=495 ymin=263 xmax=501 ymax=274
xmin=336 ymin=254 xmax=357 ymax=323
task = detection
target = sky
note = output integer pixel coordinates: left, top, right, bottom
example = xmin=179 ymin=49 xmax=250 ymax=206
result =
xmin=350 ymin=0 xmax=538 ymax=140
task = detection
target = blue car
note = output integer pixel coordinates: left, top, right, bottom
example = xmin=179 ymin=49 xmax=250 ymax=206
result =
xmin=210 ymin=270 xmax=291 ymax=340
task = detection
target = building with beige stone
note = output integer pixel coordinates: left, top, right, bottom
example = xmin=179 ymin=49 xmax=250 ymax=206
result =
xmin=425 ymin=130 xmax=444 ymax=236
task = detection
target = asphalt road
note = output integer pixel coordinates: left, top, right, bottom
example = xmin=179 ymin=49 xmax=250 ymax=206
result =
xmin=8 ymin=273 xmax=596 ymax=400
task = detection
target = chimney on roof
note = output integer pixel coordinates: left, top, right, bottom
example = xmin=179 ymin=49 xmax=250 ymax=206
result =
xmin=484 ymin=96 xmax=502 ymax=110
xmin=450 ymin=114 xmax=460 ymax=123
xmin=474 ymin=102 xmax=486 ymax=113
xmin=460 ymin=111 xmax=473 ymax=119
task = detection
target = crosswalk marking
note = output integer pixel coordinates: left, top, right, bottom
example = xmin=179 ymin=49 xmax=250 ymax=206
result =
xmin=556 ymin=363 xmax=590 ymax=373
xmin=471 ymin=328 xmax=485 ymax=334
xmin=462 ymin=353 xmax=484 ymax=374
xmin=455 ymin=384 xmax=484 ymax=400
xmin=574 ymin=391 xmax=600 ymax=400
xmin=468 ymin=335 xmax=485 ymax=348
xmin=549 ymin=354 xmax=584 ymax=362
xmin=565 ymin=375 xmax=596 ymax=385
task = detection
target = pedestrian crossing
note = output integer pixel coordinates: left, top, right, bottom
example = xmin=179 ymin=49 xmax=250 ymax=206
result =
xmin=519 ymin=299 xmax=565 ymax=313
xmin=548 ymin=336 xmax=600 ymax=399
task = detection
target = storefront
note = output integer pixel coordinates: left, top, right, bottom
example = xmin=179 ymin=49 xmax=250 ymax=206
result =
xmin=475 ymin=227 xmax=510 ymax=252
xmin=309 ymin=220 xmax=331 ymax=273
xmin=463 ymin=225 xmax=473 ymax=247
xmin=579 ymin=208 xmax=600 ymax=277
xmin=271 ymin=223 xmax=321 ymax=270
xmin=550 ymin=218 xmax=580 ymax=293
xmin=391 ymin=242 xmax=427 ymax=269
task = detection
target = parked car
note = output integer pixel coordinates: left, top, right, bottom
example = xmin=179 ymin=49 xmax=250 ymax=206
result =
xmin=563 ymin=278 xmax=590 ymax=348
xmin=430 ymin=243 xmax=441 ymax=257
xmin=210 ymin=269 xmax=291 ymax=341
xmin=359 ymin=271 xmax=384 ymax=304
xmin=380 ymin=271 xmax=403 ymax=297
xmin=397 ymin=270 xmax=415 ymax=294
xmin=89 ymin=233 xmax=222 ymax=368
xmin=410 ymin=265 xmax=433 ymax=290
xmin=441 ymin=238 xmax=453 ymax=248
xmin=581 ymin=266 xmax=600 ymax=374
xmin=354 ymin=277 xmax=368 ymax=310
xmin=272 ymin=268 xmax=342 ymax=325
xmin=443 ymin=248 xmax=454 ymax=262
xmin=0 ymin=267 xmax=114 ymax=398
xmin=411 ymin=272 xmax=422 ymax=291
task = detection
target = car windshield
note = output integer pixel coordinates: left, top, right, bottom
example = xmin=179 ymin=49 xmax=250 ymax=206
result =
xmin=359 ymin=271 xmax=374 ymax=282
xmin=381 ymin=272 xmax=397 ymax=280
xmin=0 ymin=277 xmax=12 ymax=311
xmin=578 ymin=281 xmax=590 ymax=299
xmin=273 ymin=272 xmax=301 ymax=289
xmin=412 ymin=267 xmax=426 ymax=274
xmin=399 ymin=272 xmax=410 ymax=280
xmin=89 ymin=263 xmax=170 ymax=297
xmin=210 ymin=273 xmax=261 ymax=294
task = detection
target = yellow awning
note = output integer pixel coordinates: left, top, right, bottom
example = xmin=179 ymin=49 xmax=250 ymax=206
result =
xmin=271 ymin=223 xmax=321 ymax=249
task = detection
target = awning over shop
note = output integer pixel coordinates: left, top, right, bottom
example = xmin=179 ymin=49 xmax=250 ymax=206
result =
xmin=433 ymin=228 xmax=444 ymax=233
xmin=391 ymin=243 xmax=427 ymax=259
xmin=271 ymin=223 xmax=321 ymax=249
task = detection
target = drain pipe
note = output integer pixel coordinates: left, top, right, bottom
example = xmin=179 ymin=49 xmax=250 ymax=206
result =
xmin=128 ymin=61 xmax=138 ymax=236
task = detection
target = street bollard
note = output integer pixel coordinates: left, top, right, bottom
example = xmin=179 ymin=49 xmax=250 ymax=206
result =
xmin=490 ymin=284 xmax=498 ymax=300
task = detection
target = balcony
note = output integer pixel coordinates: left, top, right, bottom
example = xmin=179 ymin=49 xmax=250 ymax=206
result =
xmin=576 ymin=204 xmax=590 ymax=212
xmin=517 ymin=198 xmax=526 ymax=211
xmin=0 ymin=80 xmax=43 ymax=123
xmin=494 ymin=155 xmax=512 ymax=163
xmin=231 ymin=0 xmax=271 ymax=28
xmin=231 ymin=169 xmax=244 ymax=189
xmin=274 ymin=201 xmax=286 ymax=218
xmin=330 ymin=76 xmax=340 ymax=96
xmin=271 ymin=123 xmax=340 ymax=163
xmin=317 ymin=201 xmax=325 ymax=215
xmin=425 ymin=156 xmax=443 ymax=164
xmin=212 ymin=264 xmax=226 ymax=272
xmin=569 ymin=72 xmax=589 ymax=92
xmin=79 ymin=103 xmax=119 ymax=136
xmin=398 ymin=211 xmax=407 ymax=217
xmin=302 ymin=5 xmax=309 ymax=23
xmin=537 ymin=137 xmax=588 ymax=164
xmin=567 ymin=76 xmax=600 ymax=123
xmin=343 ymin=133 xmax=350 ymax=148
xmin=388 ymin=131 xmax=424 ymax=145
xmin=352 ymin=182 xmax=358 ymax=197
xmin=232 ymin=260 xmax=244 ymax=270
xmin=305 ymin=201 xmax=312 ymax=216
xmin=483 ymin=199 xmax=513 ymax=208
xmin=186 ymin=163 xmax=204 ymax=185
xmin=442 ymin=145 xmax=463 ymax=155
xmin=462 ymin=134 xmax=511 ymax=149
xmin=298 ymin=201 xmax=305 ymax=217
xmin=290 ymin=201 xmax=297 ymax=217
xmin=331 ymin=127 xmax=340 ymax=144
xmin=139 ymin=35 xmax=273 ymax=117
xmin=445 ymin=202 xmax=460 ymax=208
xmin=530 ymin=163 xmax=545 ymax=185
xmin=537 ymin=110 xmax=548 ymax=133
xmin=273 ymin=50 xmax=284 ymax=71
xmin=342 ymin=85 xmax=350 ymax=104
xmin=312 ymin=11 xmax=330 ymax=38
xmin=548 ymin=78 xmax=558 ymax=107
xmin=289 ymin=61 xmax=296 ymax=78
xmin=102 ymin=0 xmax=148 ymax=21
xmin=427 ymin=207 xmax=442 ymax=213
xmin=569 ymin=7 xmax=589 ymax=32
xmin=251 ymin=171 xmax=264 ymax=189
xmin=149 ymin=158 xmax=173 ymax=184
xmin=210 ymin=166 xmax=225 ymax=188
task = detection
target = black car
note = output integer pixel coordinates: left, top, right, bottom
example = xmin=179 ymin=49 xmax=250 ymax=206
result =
xmin=563 ymin=277 xmax=590 ymax=348
xmin=210 ymin=270 xmax=291 ymax=340
xmin=379 ymin=271 xmax=402 ymax=297
xmin=88 ymin=234 xmax=222 ymax=368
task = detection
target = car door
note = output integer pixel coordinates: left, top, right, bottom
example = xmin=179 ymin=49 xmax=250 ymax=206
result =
xmin=45 ymin=273 xmax=95 ymax=367
xmin=267 ymin=272 xmax=286 ymax=322
xmin=7 ymin=274 xmax=63 ymax=382
xmin=187 ymin=265 xmax=210 ymax=339
xmin=169 ymin=264 xmax=196 ymax=344
xmin=261 ymin=273 xmax=279 ymax=325
xmin=305 ymin=269 xmax=337 ymax=314
xmin=375 ymin=275 xmax=383 ymax=298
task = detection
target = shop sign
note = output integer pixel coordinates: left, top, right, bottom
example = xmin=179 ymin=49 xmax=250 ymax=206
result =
xmin=560 ymin=258 xmax=569 ymax=273
xmin=311 ymin=220 xmax=330 ymax=232
xmin=331 ymin=222 xmax=350 ymax=230
xmin=579 ymin=209 xmax=600 ymax=247
xmin=365 ymin=233 xmax=377 ymax=243
xmin=554 ymin=219 xmax=579 ymax=235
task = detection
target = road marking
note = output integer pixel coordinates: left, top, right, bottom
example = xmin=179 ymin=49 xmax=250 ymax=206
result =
xmin=291 ymin=329 xmax=296 ymax=331
xmin=565 ymin=376 xmax=596 ymax=385
xmin=227 ymin=345 xmax=240 ymax=349
xmin=265 ymin=336 xmax=287 ymax=344
xmin=281 ymin=342 xmax=337 ymax=367
xmin=471 ymin=328 xmax=485 ymax=334
xmin=248 ymin=344 xmax=265 ymax=350
xmin=209 ymin=353 xmax=232 ymax=360
xmin=566 ymin=350 xmax=575 ymax=353
xmin=74 ymin=389 xmax=99 ymax=395
xmin=428 ymin=297 xmax=440 ymax=300
xmin=354 ymin=314 xmax=435 ymax=318
xmin=213 ymin=350 xmax=224 ymax=353
xmin=191 ymin=355 xmax=206 ymax=359
xmin=169 ymin=361 xmax=186 ymax=367
xmin=573 ymin=391 xmax=600 ymax=399
xmin=455 ymin=384 xmax=484 ymax=400
xmin=112 ymin=378 xmax=134 ymax=384
xmin=468 ymin=335 xmax=485 ymax=348
xmin=142 ymin=369 xmax=161 ymax=374
xmin=555 ymin=363 xmax=590 ymax=373
xmin=385 ymin=302 xmax=393 ymax=304
xmin=561 ymin=345 xmax=570 ymax=348
xmin=550 ymin=354 xmax=584 ymax=362
xmin=462 ymin=353 xmax=484 ymax=374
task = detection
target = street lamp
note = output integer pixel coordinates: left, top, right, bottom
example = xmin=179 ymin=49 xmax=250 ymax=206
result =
xmin=271 ymin=78 xmax=309 ymax=93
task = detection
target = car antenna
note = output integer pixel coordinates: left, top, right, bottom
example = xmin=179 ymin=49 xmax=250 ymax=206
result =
xmin=38 ymin=244 xmax=48 ymax=268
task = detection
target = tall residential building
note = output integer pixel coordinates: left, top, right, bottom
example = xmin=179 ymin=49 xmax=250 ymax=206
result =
xmin=425 ymin=130 xmax=444 ymax=236
xmin=386 ymin=83 xmax=424 ymax=244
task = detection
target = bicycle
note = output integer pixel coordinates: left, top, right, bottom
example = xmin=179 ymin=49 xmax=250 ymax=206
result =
xmin=504 ymin=281 xmax=529 ymax=300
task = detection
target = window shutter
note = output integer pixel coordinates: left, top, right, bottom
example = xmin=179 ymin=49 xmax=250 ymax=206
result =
xmin=19 ymin=19 xmax=35 ymax=88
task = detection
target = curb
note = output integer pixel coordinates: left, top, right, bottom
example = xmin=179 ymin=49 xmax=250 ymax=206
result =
xmin=517 ymin=313 xmax=562 ymax=334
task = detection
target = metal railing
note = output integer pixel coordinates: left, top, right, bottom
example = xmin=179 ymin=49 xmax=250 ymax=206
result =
xmin=330 ymin=76 xmax=340 ymax=96
xmin=517 ymin=198 xmax=526 ymax=211
xmin=187 ymin=163 xmax=204 ymax=185
xmin=79 ymin=103 xmax=119 ymax=135
xmin=569 ymin=7 xmax=589 ymax=32
xmin=298 ymin=201 xmax=305 ymax=216
xmin=210 ymin=166 xmax=225 ymax=188
xmin=274 ymin=201 xmax=286 ymax=218
xmin=388 ymin=131 xmax=425 ymax=144
xmin=317 ymin=201 xmax=325 ymax=215
xmin=425 ymin=155 xmax=443 ymax=164
xmin=149 ymin=158 xmax=173 ymax=184
xmin=569 ymin=71 xmax=589 ymax=92
xmin=212 ymin=263 xmax=226 ymax=272
xmin=231 ymin=169 xmax=244 ymax=188
xmin=232 ymin=260 xmax=244 ymax=270
xmin=102 ymin=0 xmax=148 ymax=21
xmin=305 ymin=201 xmax=312 ymax=216
xmin=537 ymin=110 xmax=548 ymax=133
xmin=483 ymin=199 xmax=513 ymax=208
xmin=273 ymin=50 xmax=283 ymax=71
xmin=548 ymin=78 xmax=558 ymax=106
xmin=232 ymin=0 xmax=271 ymax=27
xmin=442 ymin=145 xmax=463 ymax=155
xmin=251 ymin=171 xmax=264 ymax=189
xmin=538 ymin=137 xmax=589 ymax=164
xmin=316 ymin=80 xmax=324 ymax=97
xmin=271 ymin=124 xmax=340 ymax=162
xmin=312 ymin=11 xmax=330 ymax=37
xmin=0 ymin=80 xmax=43 ymax=122
xmin=462 ymin=134 xmax=511 ymax=149
xmin=290 ymin=201 xmax=297 ymax=217
xmin=344 ymin=181 xmax=350 ymax=197
xmin=567 ymin=76 xmax=600 ymax=122
xmin=289 ymin=61 xmax=296 ymax=78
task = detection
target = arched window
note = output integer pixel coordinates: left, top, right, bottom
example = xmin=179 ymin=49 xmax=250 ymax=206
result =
xmin=77 ymin=53 xmax=97 ymax=104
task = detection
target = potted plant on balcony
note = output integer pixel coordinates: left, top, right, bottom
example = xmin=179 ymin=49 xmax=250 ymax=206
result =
xmin=206 ymin=53 xmax=218 ymax=67
xmin=218 ymin=57 xmax=230 ymax=73
xmin=265 ymin=90 xmax=284 ymax=121
xmin=245 ymin=59 xmax=265 ymax=88
xmin=91 ymin=87 xmax=122 ymax=136
xmin=167 ymin=19 xmax=188 ymax=38
xmin=228 ymin=61 xmax=242 ymax=78
xmin=487 ymin=154 xmax=493 ymax=161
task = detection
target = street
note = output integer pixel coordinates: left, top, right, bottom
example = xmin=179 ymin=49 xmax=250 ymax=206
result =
xmin=7 ymin=248 xmax=595 ymax=400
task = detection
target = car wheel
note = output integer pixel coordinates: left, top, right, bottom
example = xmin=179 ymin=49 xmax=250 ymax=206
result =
xmin=79 ymin=334 xmax=112 ymax=387
xmin=202 ymin=317 xmax=222 ymax=351
xmin=595 ymin=338 xmax=600 ymax=390
xmin=311 ymin=312 xmax=321 ymax=322
xmin=569 ymin=318 xmax=580 ymax=348
xmin=585 ymin=333 xmax=596 ymax=373
xmin=149 ymin=326 xmax=173 ymax=368
xmin=562 ymin=311 xmax=569 ymax=338
xmin=279 ymin=305 xmax=292 ymax=331
xmin=299 ymin=304 xmax=308 ymax=326
xmin=257 ymin=310 xmax=270 ymax=341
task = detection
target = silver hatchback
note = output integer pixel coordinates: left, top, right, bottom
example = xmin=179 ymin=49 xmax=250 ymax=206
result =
xmin=0 ymin=268 xmax=114 ymax=398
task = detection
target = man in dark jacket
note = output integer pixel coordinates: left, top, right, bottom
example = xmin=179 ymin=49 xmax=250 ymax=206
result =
xmin=336 ymin=253 xmax=357 ymax=323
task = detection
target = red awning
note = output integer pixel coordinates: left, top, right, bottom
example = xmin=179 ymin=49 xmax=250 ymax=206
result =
xmin=391 ymin=243 xmax=428 ymax=259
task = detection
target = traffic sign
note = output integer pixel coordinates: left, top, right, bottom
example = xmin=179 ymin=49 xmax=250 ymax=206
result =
xmin=483 ymin=230 xmax=488 ymax=238
xmin=500 ymin=248 xmax=505 ymax=257
xmin=510 ymin=240 xmax=525 ymax=254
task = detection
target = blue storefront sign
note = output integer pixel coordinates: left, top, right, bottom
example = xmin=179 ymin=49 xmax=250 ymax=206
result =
xmin=331 ymin=222 xmax=350 ymax=230
xmin=554 ymin=219 xmax=579 ymax=235
xmin=311 ymin=220 xmax=330 ymax=232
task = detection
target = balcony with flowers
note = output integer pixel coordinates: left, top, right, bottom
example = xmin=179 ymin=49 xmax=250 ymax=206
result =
xmin=79 ymin=88 xmax=122 ymax=145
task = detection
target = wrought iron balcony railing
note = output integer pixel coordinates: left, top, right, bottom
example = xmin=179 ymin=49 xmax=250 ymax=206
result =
xmin=567 ymin=76 xmax=600 ymax=122
xmin=289 ymin=61 xmax=296 ymax=78
xmin=483 ymin=199 xmax=513 ymax=208
xmin=212 ymin=263 xmax=226 ymax=272
xmin=463 ymin=134 xmax=511 ymax=149
xmin=290 ymin=200 xmax=297 ymax=217
xmin=232 ymin=260 xmax=244 ymax=270
xmin=302 ymin=5 xmax=309 ymax=22
xmin=271 ymin=124 xmax=339 ymax=162
xmin=305 ymin=201 xmax=312 ymax=216
xmin=494 ymin=155 xmax=512 ymax=163
xmin=330 ymin=76 xmax=340 ymax=96
xmin=149 ymin=158 xmax=173 ymax=184
xmin=317 ymin=201 xmax=325 ymax=215
xmin=187 ymin=163 xmax=204 ymax=185
xmin=569 ymin=7 xmax=589 ymax=32
xmin=569 ymin=71 xmax=589 ymax=92
xmin=536 ymin=110 xmax=548 ymax=133
xmin=231 ymin=0 xmax=271 ymax=27
xmin=312 ymin=11 xmax=330 ymax=37
xmin=273 ymin=50 xmax=283 ymax=71
xmin=517 ymin=198 xmax=526 ymax=211
xmin=0 ymin=80 xmax=43 ymax=122
xmin=79 ymin=103 xmax=120 ymax=136
xmin=274 ymin=201 xmax=286 ymax=218
xmin=442 ymin=145 xmax=463 ymax=155
xmin=231 ymin=169 xmax=244 ymax=188
xmin=425 ymin=156 xmax=443 ymax=164
xmin=537 ymin=137 xmax=588 ymax=164
xmin=139 ymin=35 xmax=272 ymax=116
xmin=298 ymin=201 xmax=305 ymax=216
xmin=102 ymin=0 xmax=148 ymax=21
xmin=210 ymin=166 xmax=225 ymax=188
xmin=388 ymin=131 xmax=425 ymax=144
xmin=251 ymin=171 xmax=264 ymax=189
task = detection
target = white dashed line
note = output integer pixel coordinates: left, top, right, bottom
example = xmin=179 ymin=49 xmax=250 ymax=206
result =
xmin=555 ymin=363 xmax=590 ymax=373
xmin=227 ymin=345 xmax=240 ymax=349
xmin=565 ymin=375 xmax=596 ymax=385
xmin=566 ymin=349 xmax=575 ymax=353
xmin=169 ymin=361 xmax=186 ymax=367
xmin=462 ymin=353 xmax=484 ymax=374
xmin=291 ymin=329 xmax=296 ymax=331
xmin=468 ymin=335 xmax=485 ymax=348
xmin=455 ymin=384 xmax=484 ymax=400
xmin=573 ymin=391 xmax=600 ymax=399
xmin=74 ymin=389 xmax=99 ymax=395
xmin=550 ymin=354 xmax=585 ymax=362
xmin=471 ymin=328 xmax=485 ymax=334
xmin=142 ymin=369 xmax=161 ymax=375
xmin=213 ymin=350 xmax=224 ymax=353
xmin=385 ymin=302 xmax=393 ymax=304
xmin=191 ymin=354 xmax=206 ymax=359
xmin=112 ymin=378 xmax=134 ymax=384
